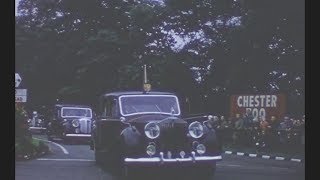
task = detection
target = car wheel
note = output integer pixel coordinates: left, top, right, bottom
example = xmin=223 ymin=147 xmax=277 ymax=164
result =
xmin=94 ymin=141 xmax=106 ymax=166
xmin=62 ymin=136 xmax=69 ymax=144
xmin=61 ymin=133 xmax=73 ymax=144
xmin=94 ymin=148 xmax=102 ymax=165
xmin=89 ymin=140 xmax=94 ymax=150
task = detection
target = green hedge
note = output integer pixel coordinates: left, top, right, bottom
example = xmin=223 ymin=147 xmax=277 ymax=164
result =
xmin=15 ymin=104 xmax=49 ymax=160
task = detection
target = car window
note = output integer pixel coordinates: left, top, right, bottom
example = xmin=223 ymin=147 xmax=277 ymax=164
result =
xmin=120 ymin=95 xmax=180 ymax=116
xmin=104 ymin=98 xmax=118 ymax=118
xmin=61 ymin=107 xmax=92 ymax=118
xmin=111 ymin=99 xmax=118 ymax=117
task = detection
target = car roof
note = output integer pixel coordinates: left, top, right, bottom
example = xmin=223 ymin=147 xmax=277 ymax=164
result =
xmin=54 ymin=104 xmax=92 ymax=109
xmin=101 ymin=91 xmax=176 ymax=98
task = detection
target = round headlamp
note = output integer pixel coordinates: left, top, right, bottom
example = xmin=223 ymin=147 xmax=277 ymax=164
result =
xmin=75 ymin=128 xmax=80 ymax=134
xmin=188 ymin=121 xmax=204 ymax=139
xmin=144 ymin=122 xmax=160 ymax=139
xmin=179 ymin=151 xmax=186 ymax=158
xmin=146 ymin=144 xmax=156 ymax=156
xmin=196 ymin=144 xmax=206 ymax=155
xmin=72 ymin=119 xmax=80 ymax=127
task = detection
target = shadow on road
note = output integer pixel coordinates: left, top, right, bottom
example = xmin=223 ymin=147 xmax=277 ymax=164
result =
xmin=99 ymin=164 xmax=215 ymax=180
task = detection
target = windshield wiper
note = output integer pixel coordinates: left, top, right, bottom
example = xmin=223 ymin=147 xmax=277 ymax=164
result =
xmin=155 ymin=105 xmax=162 ymax=112
xmin=171 ymin=107 xmax=176 ymax=115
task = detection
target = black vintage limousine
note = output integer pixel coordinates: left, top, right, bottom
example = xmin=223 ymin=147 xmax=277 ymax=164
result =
xmin=90 ymin=91 xmax=222 ymax=179
xmin=46 ymin=104 xmax=93 ymax=141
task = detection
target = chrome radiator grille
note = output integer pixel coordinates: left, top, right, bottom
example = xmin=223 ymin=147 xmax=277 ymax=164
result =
xmin=79 ymin=119 xmax=91 ymax=134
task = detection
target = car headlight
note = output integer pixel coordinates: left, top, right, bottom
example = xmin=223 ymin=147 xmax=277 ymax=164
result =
xmin=144 ymin=122 xmax=160 ymax=139
xmin=188 ymin=121 xmax=204 ymax=138
xmin=146 ymin=144 xmax=156 ymax=156
xmin=75 ymin=128 xmax=80 ymax=134
xmin=179 ymin=151 xmax=186 ymax=158
xmin=92 ymin=120 xmax=96 ymax=129
xmin=72 ymin=119 xmax=80 ymax=127
xmin=196 ymin=144 xmax=206 ymax=155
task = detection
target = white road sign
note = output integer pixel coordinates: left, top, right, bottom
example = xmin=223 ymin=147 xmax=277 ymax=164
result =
xmin=15 ymin=96 xmax=27 ymax=102
xmin=15 ymin=89 xmax=27 ymax=102
xmin=15 ymin=73 xmax=22 ymax=88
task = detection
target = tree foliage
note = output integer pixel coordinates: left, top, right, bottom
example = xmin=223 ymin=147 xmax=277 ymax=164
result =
xmin=16 ymin=0 xmax=304 ymax=116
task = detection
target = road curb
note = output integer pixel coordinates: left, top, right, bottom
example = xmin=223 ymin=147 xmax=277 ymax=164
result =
xmin=223 ymin=151 xmax=304 ymax=163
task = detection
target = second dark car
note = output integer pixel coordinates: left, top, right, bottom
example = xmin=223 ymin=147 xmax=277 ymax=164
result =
xmin=46 ymin=104 xmax=93 ymax=141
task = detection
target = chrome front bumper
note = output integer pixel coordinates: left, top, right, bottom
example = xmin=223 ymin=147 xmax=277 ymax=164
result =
xmin=124 ymin=152 xmax=222 ymax=165
xmin=65 ymin=134 xmax=91 ymax=137
xmin=29 ymin=127 xmax=47 ymax=130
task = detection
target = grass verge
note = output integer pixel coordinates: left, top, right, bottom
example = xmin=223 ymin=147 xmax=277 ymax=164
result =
xmin=15 ymin=137 xmax=49 ymax=161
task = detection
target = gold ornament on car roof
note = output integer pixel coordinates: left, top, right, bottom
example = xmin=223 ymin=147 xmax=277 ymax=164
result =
xmin=143 ymin=64 xmax=151 ymax=92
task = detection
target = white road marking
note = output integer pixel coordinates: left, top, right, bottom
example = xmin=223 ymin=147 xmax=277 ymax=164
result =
xmin=217 ymin=163 xmax=291 ymax=171
xmin=275 ymin=157 xmax=285 ymax=160
xmin=262 ymin=155 xmax=270 ymax=159
xmin=249 ymin=154 xmax=257 ymax=157
xmin=33 ymin=137 xmax=69 ymax=154
xmin=291 ymin=158 xmax=302 ymax=162
xmin=225 ymin=151 xmax=232 ymax=154
xmin=236 ymin=152 xmax=244 ymax=156
xmin=217 ymin=164 xmax=241 ymax=167
xmin=37 ymin=158 xmax=94 ymax=162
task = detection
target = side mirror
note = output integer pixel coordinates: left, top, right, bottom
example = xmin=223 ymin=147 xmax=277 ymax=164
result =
xmin=120 ymin=117 xmax=131 ymax=127
xmin=120 ymin=117 xmax=126 ymax=122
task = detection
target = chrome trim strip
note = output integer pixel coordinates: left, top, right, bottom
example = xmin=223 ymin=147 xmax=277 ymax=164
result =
xmin=124 ymin=155 xmax=222 ymax=163
xmin=29 ymin=127 xmax=47 ymax=130
xmin=65 ymin=134 xmax=91 ymax=137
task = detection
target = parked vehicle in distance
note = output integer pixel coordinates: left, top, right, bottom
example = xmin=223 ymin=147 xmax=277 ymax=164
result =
xmin=28 ymin=111 xmax=46 ymax=133
xmin=91 ymin=91 xmax=222 ymax=179
xmin=46 ymin=104 xmax=93 ymax=142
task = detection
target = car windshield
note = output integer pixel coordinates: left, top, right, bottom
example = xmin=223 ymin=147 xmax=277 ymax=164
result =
xmin=119 ymin=95 xmax=180 ymax=116
xmin=61 ymin=107 xmax=92 ymax=118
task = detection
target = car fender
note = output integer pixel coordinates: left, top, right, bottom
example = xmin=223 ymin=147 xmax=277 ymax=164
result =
xmin=120 ymin=126 xmax=142 ymax=147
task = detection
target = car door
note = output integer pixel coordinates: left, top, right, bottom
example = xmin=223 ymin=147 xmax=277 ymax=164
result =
xmin=52 ymin=107 xmax=62 ymax=135
xmin=97 ymin=97 xmax=122 ymax=152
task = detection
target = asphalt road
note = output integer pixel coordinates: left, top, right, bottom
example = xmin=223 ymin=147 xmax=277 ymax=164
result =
xmin=15 ymin=135 xmax=305 ymax=180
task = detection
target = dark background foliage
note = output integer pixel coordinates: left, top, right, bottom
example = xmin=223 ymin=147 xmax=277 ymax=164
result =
xmin=16 ymin=0 xmax=304 ymax=117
